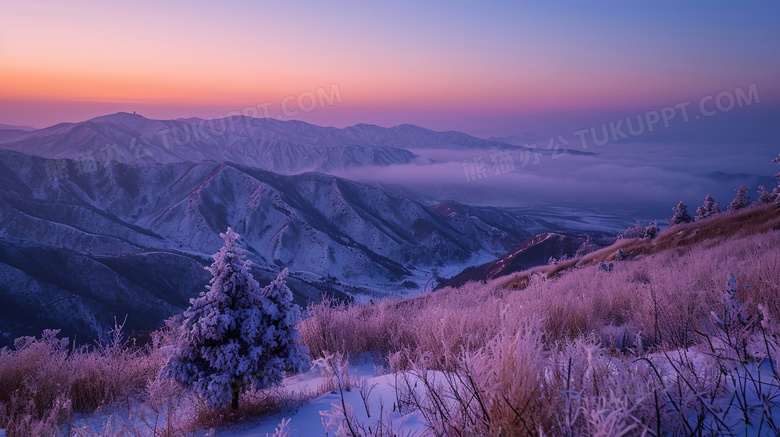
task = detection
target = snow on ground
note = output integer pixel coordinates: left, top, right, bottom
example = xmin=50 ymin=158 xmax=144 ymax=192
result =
xmin=230 ymin=348 xmax=780 ymax=436
xmin=220 ymin=375 xmax=429 ymax=437
xmin=212 ymin=354 xmax=430 ymax=437
xmin=718 ymin=358 xmax=780 ymax=435
xmin=648 ymin=345 xmax=780 ymax=436
xmin=70 ymin=348 xmax=778 ymax=436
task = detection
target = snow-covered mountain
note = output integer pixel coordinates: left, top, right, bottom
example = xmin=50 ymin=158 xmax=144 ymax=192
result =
xmin=0 ymin=113 xmax=533 ymax=174
xmin=439 ymin=233 xmax=593 ymax=289
xmin=0 ymin=150 xmax=550 ymax=345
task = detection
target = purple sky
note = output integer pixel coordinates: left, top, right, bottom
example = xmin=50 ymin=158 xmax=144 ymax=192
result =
xmin=1 ymin=1 xmax=778 ymax=138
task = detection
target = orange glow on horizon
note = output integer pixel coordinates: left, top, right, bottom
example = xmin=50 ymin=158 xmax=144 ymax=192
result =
xmin=1 ymin=2 xmax=778 ymax=131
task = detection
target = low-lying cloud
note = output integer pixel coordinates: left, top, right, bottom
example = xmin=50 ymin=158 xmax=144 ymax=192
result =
xmin=331 ymin=141 xmax=778 ymax=222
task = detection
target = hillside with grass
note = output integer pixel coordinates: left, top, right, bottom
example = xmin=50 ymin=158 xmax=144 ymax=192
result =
xmin=299 ymin=203 xmax=780 ymax=435
xmin=1 ymin=203 xmax=779 ymax=436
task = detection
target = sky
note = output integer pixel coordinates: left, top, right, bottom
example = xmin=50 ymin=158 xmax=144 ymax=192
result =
xmin=1 ymin=1 xmax=779 ymax=137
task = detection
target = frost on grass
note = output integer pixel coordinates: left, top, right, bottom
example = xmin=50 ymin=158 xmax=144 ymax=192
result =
xmin=295 ymin=225 xmax=780 ymax=435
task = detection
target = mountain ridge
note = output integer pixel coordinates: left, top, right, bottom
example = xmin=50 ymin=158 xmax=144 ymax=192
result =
xmin=0 ymin=149 xmax=556 ymax=345
xmin=0 ymin=112 xmax=538 ymax=174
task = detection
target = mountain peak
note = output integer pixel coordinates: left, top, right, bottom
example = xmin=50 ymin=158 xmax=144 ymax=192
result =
xmin=392 ymin=123 xmax=433 ymax=133
xmin=89 ymin=112 xmax=149 ymax=124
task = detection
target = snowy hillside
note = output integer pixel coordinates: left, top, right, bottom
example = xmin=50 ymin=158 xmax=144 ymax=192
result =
xmin=0 ymin=149 xmax=557 ymax=345
xmin=5 ymin=203 xmax=776 ymax=437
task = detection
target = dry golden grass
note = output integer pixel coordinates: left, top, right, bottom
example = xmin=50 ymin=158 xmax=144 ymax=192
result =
xmin=499 ymin=203 xmax=780 ymax=286
xmin=300 ymin=218 xmax=780 ymax=434
xmin=593 ymin=203 xmax=780 ymax=262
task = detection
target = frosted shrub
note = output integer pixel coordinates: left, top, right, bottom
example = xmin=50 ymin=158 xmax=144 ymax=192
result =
xmin=163 ymin=228 xmax=309 ymax=410
xmin=310 ymin=352 xmax=350 ymax=393
xmin=552 ymin=338 xmax=665 ymax=436
xmin=708 ymin=273 xmax=772 ymax=363
xmin=771 ymin=154 xmax=780 ymax=203
xmin=713 ymin=273 xmax=747 ymax=328
xmin=299 ymin=297 xmax=411 ymax=360
xmin=0 ymin=330 xmax=72 ymax=437
xmin=757 ymin=185 xmax=778 ymax=204
xmin=575 ymin=236 xmax=599 ymax=257
xmin=399 ymin=322 xmax=668 ymax=436
xmin=300 ymin=282 xmax=505 ymax=370
xmin=0 ymin=322 xmax=162 ymax=437
xmin=461 ymin=320 xmax=552 ymax=434
xmin=728 ymin=185 xmax=752 ymax=211
xmin=395 ymin=320 xmax=552 ymax=436
xmin=187 ymin=386 xmax=306 ymax=433
xmin=617 ymin=221 xmax=646 ymax=240
xmin=669 ymin=201 xmax=692 ymax=225
xmin=269 ymin=417 xmax=295 ymax=437
xmin=319 ymin=402 xmax=359 ymax=437
xmin=695 ymin=194 xmax=721 ymax=221
xmin=618 ymin=221 xmax=659 ymax=240
xmin=644 ymin=220 xmax=660 ymax=239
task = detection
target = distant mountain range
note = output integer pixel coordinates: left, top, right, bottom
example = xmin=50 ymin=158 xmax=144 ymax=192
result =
xmin=0 ymin=112 xmax=542 ymax=174
xmin=0 ymin=149 xmax=563 ymax=345
xmin=0 ymin=123 xmax=35 ymax=132
xmin=0 ymin=114 xmax=618 ymax=345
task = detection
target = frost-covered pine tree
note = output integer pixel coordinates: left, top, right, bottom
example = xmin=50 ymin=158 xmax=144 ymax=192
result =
xmin=768 ymin=153 xmax=780 ymax=202
xmin=695 ymin=194 xmax=721 ymax=221
xmin=644 ymin=220 xmax=660 ymax=239
xmin=668 ymin=201 xmax=692 ymax=226
xmin=757 ymin=185 xmax=778 ymax=204
xmin=163 ymin=228 xmax=309 ymax=410
xmin=774 ymin=153 xmax=780 ymax=171
xmin=262 ymin=268 xmax=309 ymax=378
xmin=728 ymin=185 xmax=751 ymax=211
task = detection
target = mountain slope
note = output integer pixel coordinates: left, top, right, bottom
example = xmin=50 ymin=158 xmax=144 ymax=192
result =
xmin=438 ymin=233 xmax=592 ymax=289
xmin=0 ymin=150 xmax=543 ymax=345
